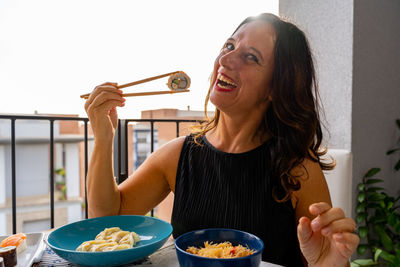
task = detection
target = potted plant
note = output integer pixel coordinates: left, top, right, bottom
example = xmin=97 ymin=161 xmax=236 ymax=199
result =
xmin=352 ymin=120 xmax=400 ymax=267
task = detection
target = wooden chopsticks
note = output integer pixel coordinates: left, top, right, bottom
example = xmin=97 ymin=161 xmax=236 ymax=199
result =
xmin=119 ymin=89 xmax=189 ymax=98
xmin=80 ymin=71 xmax=185 ymax=99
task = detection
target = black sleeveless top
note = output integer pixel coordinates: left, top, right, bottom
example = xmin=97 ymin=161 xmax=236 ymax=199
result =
xmin=171 ymin=135 xmax=304 ymax=266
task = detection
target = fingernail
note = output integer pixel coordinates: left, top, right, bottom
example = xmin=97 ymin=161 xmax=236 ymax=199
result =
xmin=311 ymin=205 xmax=320 ymax=214
xmin=321 ymin=227 xmax=330 ymax=235
xmin=311 ymin=220 xmax=320 ymax=230
xmin=334 ymin=233 xmax=343 ymax=241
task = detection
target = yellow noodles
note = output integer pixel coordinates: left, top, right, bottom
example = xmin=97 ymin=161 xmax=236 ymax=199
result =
xmin=76 ymin=227 xmax=140 ymax=252
xmin=186 ymin=241 xmax=254 ymax=258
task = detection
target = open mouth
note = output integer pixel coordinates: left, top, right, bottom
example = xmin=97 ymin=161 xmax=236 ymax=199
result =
xmin=216 ymin=73 xmax=238 ymax=90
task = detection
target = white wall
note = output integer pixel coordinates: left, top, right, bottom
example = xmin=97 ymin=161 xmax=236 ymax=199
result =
xmin=65 ymin=143 xmax=80 ymax=199
xmin=279 ymin=0 xmax=354 ymax=151
xmin=5 ymin=144 xmax=50 ymax=197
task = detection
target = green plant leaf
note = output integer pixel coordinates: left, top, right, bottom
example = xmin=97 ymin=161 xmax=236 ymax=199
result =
xmin=357 ymin=244 xmax=370 ymax=255
xmin=357 ymin=212 xmax=368 ymax=223
xmin=358 ymin=192 xmax=366 ymax=203
xmin=367 ymin=187 xmax=385 ymax=192
xmin=395 ymin=160 xmax=400 ymax=171
xmin=365 ymin=168 xmax=381 ymax=178
xmin=358 ymin=183 xmax=366 ymax=191
xmin=369 ymin=193 xmax=386 ymax=202
xmin=369 ymin=216 xmax=387 ymax=224
xmin=379 ymin=250 xmax=396 ymax=263
xmin=394 ymin=222 xmax=400 ymax=235
xmin=367 ymin=202 xmax=381 ymax=209
xmin=387 ymin=201 xmax=394 ymax=210
xmin=374 ymin=248 xmax=383 ymax=262
xmin=366 ymin=179 xmax=384 ymax=184
xmin=396 ymin=244 xmax=400 ymax=261
xmin=388 ymin=214 xmax=397 ymax=226
xmin=350 ymin=259 xmax=375 ymax=267
xmin=351 ymin=259 xmax=375 ymax=266
xmin=359 ymin=226 xmax=368 ymax=238
xmin=375 ymin=225 xmax=393 ymax=251
xmin=357 ymin=202 xmax=367 ymax=213
xmin=387 ymin=148 xmax=400 ymax=155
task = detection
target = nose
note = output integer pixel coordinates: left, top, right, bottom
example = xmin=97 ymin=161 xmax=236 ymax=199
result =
xmin=218 ymin=49 xmax=239 ymax=70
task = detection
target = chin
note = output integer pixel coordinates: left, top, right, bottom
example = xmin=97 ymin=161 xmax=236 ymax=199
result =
xmin=209 ymin=91 xmax=231 ymax=112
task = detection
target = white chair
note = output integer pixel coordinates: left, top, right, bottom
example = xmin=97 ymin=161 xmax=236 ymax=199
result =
xmin=323 ymin=149 xmax=353 ymax=217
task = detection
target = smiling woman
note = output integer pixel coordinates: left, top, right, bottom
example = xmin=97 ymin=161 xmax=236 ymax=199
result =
xmin=84 ymin=11 xmax=359 ymax=267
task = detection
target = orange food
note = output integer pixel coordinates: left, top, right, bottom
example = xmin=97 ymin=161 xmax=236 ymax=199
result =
xmin=186 ymin=241 xmax=254 ymax=258
xmin=1 ymin=233 xmax=27 ymax=248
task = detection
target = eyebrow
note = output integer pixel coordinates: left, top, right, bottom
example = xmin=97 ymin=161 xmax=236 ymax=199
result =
xmin=227 ymin=38 xmax=264 ymax=62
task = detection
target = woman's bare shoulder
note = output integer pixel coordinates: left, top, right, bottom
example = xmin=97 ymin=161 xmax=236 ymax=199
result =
xmin=148 ymin=136 xmax=187 ymax=183
xmin=153 ymin=136 xmax=186 ymax=157
xmin=291 ymin=158 xmax=332 ymax=220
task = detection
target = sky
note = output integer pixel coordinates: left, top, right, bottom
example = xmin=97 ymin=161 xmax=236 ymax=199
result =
xmin=0 ymin=0 xmax=278 ymax=119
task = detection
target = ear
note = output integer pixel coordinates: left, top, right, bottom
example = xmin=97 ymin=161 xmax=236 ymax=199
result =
xmin=264 ymin=85 xmax=273 ymax=101
xmin=264 ymin=92 xmax=273 ymax=102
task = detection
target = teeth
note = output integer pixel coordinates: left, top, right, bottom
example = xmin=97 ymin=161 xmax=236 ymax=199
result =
xmin=217 ymin=73 xmax=237 ymax=87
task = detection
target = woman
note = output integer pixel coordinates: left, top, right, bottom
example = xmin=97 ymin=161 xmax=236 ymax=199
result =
xmin=84 ymin=13 xmax=359 ymax=266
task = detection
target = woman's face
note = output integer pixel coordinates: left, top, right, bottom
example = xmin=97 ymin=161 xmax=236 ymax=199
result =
xmin=210 ymin=20 xmax=276 ymax=115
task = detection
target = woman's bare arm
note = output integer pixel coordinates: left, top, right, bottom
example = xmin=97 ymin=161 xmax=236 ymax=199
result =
xmin=293 ymin=159 xmax=358 ymax=267
xmin=85 ymin=81 xmax=184 ymax=218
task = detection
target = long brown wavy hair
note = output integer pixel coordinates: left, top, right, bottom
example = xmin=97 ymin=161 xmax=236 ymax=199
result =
xmin=192 ymin=13 xmax=335 ymax=202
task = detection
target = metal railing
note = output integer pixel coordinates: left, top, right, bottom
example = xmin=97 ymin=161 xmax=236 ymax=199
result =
xmin=0 ymin=114 xmax=198 ymax=234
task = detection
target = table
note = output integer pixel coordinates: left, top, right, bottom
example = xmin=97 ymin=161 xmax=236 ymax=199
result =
xmin=36 ymin=238 xmax=282 ymax=267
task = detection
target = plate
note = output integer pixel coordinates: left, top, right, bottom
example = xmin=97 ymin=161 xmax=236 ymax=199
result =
xmin=0 ymin=232 xmax=45 ymax=267
xmin=46 ymin=215 xmax=173 ymax=267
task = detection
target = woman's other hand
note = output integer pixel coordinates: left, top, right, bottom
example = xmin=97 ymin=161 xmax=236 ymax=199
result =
xmin=84 ymin=82 xmax=126 ymax=143
xmin=297 ymin=202 xmax=360 ymax=267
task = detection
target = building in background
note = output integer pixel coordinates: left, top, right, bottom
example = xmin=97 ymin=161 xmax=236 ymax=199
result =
xmin=0 ymin=114 xmax=90 ymax=235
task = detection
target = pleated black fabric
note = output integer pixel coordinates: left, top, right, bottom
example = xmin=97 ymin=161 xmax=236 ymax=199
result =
xmin=171 ymin=135 xmax=304 ymax=267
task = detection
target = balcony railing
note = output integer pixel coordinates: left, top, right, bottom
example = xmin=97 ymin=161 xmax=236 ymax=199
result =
xmin=0 ymin=114 xmax=198 ymax=234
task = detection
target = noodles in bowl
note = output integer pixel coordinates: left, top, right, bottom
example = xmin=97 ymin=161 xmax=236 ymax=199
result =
xmin=187 ymin=241 xmax=255 ymax=258
xmin=175 ymin=228 xmax=264 ymax=267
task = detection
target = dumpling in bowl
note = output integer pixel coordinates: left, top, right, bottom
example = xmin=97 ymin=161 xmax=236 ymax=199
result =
xmin=76 ymin=227 xmax=141 ymax=252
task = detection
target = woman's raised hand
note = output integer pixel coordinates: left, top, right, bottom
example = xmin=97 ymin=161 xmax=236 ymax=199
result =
xmin=84 ymin=82 xmax=126 ymax=143
xmin=297 ymin=202 xmax=359 ymax=267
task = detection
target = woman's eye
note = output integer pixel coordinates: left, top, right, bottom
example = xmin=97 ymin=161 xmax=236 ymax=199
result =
xmin=246 ymin=53 xmax=259 ymax=63
xmin=225 ymin=43 xmax=234 ymax=51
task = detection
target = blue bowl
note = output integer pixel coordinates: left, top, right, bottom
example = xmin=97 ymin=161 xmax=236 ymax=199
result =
xmin=175 ymin=228 xmax=264 ymax=267
xmin=47 ymin=215 xmax=172 ymax=267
